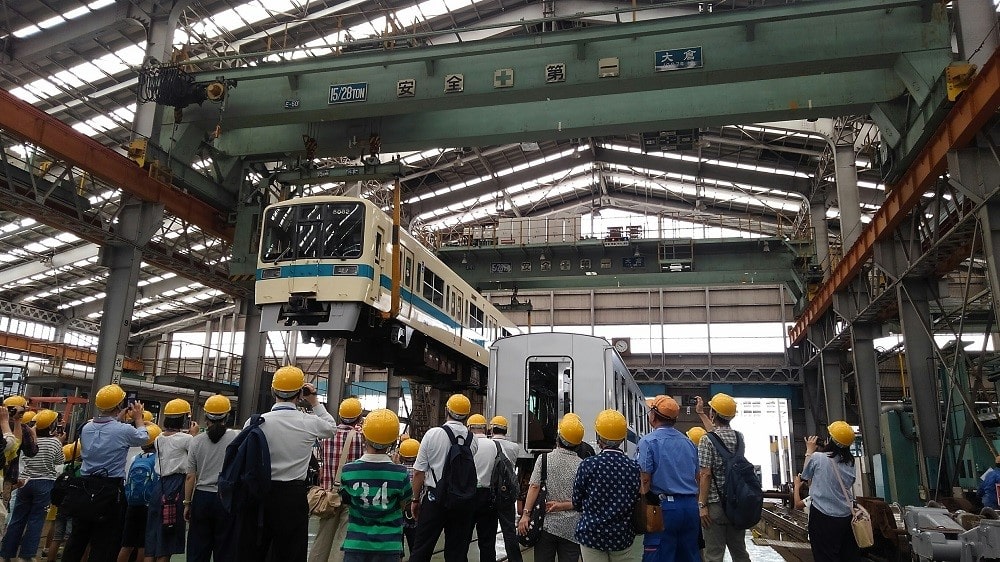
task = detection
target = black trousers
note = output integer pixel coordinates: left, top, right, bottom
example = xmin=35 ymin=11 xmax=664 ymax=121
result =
xmin=534 ymin=530 xmax=580 ymax=562
xmin=236 ymin=480 xmax=310 ymax=562
xmin=496 ymin=493 xmax=523 ymax=562
xmin=409 ymin=490 xmax=475 ymax=562
xmin=807 ymin=507 xmax=862 ymax=562
xmin=62 ymin=480 xmax=126 ymax=562
xmin=473 ymin=489 xmax=498 ymax=562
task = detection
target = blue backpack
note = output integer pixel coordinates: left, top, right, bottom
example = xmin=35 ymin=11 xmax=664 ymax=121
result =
xmin=125 ymin=453 xmax=159 ymax=507
xmin=218 ymin=414 xmax=271 ymax=513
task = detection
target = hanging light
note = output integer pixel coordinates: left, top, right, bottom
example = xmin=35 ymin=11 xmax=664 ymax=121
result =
xmin=633 ymin=246 xmax=641 ymax=258
xmin=539 ymin=252 xmax=547 ymax=261
xmin=461 ymin=253 xmax=468 ymax=264
xmin=762 ymin=241 xmax=770 ymax=253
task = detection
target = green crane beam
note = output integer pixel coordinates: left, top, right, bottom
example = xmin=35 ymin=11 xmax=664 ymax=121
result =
xmin=170 ymin=0 xmax=949 ymax=177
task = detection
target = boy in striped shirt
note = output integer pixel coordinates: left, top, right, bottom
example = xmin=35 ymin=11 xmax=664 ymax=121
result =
xmin=340 ymin=409 xmax=412 ymax=562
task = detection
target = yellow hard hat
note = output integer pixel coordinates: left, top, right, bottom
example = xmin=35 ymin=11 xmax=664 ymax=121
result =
xmin=362 ymin=409 xmax=399 ymax=447
xmin=94 ymin=384 xmax=126 ymax=411
xmin=204 ymin=395 xmax=232 ymax=418
xmin=272 ymin=366 xmax=305 ymax=396
xmin=145 ymin=423 xmax=162 ymax=446
xmin=595 ymin=409 xmax=628 ymax=441
xmin=63 ymin=442 xmax=82 ymax=461
xmin=490 ymin=415 xmax=508 ymax=430
xmin=446 ymin=394 xmax=471 ymax=416
xmin=143 ymin=410 xmax=153 ymax=422
xmin=20 ymin=411 xmax=35 ymax=424
xmin=686 ymin=426 xmax=707 ymax=445
xmin=399 ymin=438 xmax=420 ymax=458
xmin=828 ymin=421 xmax=855 ymax=448
xmin=34 ymin=409 xmax=58 ymax=430
xmin=558 ymin=415 xmax=585 ymax=446
xmin=339 ymin=397 xmax=363 ymax=421
xmin=164 ymin=399 xmax=192 ymax=417
xmin=708 ymin=393 xmax=737 ymax=419
xmin=563 ymin=412 xmax=581 ymax=422
xmin=3 ymin=396 xmax=27 ymax=408
xmin=467 ymin=414 xmax=487 ymax=427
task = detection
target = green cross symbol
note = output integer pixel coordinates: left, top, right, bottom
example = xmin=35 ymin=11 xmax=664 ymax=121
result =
xmin=495 ymin=69 xmax=513 ymax=87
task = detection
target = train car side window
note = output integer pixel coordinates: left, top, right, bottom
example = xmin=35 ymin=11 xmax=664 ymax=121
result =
xmin=468 ymin=304 xmax=484 ymax=331
xmin=404 ymin=256 xmax=413 ymax=288
xmin=422 ymin=269 xmax=445 ymax=308
xmin=374 ymin=231 xmax=383 ymax=262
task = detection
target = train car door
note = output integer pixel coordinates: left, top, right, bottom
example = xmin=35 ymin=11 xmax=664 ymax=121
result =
xmin=401 ymin=248 xmax=415 ymax=316
xmin=372 ymin=227 xmax=386 ymax=297
xmin=525 ymin=356 xmax=572 ymax=452
xmin=451 ymin=288 xmax=464 ymax=341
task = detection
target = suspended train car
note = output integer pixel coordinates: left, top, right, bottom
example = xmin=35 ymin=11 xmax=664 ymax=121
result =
xmin=487 ymin=332 xmax=650 ymax=458
xmin=255 ymin=196 xmax=517 ymax=390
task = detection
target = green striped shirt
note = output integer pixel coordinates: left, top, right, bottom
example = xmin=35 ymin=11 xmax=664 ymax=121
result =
xmin=339 ymin=454 xmax=413 ymax=553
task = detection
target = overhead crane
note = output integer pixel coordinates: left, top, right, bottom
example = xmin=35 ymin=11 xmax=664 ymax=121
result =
xmin=788 ymin=48 xmax=1000 ymax=346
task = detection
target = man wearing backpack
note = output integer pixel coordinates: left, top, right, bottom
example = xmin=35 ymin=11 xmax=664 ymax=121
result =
xmin=469 ymin=414 xmax=519 ymax=562
xmin=490 ymin=415 xmax=523 ymax=562
xmin=409 ymin=394 xmax=479 ymax=562
xmin=697 ymin=393 xmax=751 ymax=562
xmin=236 ymin=365 xmax=338 ymax=562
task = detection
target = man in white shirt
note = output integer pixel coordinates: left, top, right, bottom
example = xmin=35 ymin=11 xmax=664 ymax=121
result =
xmin=238 ymin=366 xmax=337 ymax=562
xmin=490 ymin=416 xmax=522 ymax=562
xmin=409 ymin=394 xmax=479 ymax=562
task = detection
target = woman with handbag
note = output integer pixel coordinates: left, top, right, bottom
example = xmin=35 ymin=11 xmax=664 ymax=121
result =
xmin=145 ymin=399 xmax=197 ymax=562
xmin=800 ymin=421 xmax=864 ymax=562
xmin=0 ymin=409 xmax=64 ymax=562
xmin=517 ymin=415 xmax=584 ymax=562
xmin=184 ymin=395 xmax=238 ymax=562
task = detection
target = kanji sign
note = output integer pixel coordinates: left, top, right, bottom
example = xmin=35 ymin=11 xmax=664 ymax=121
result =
xmin=396 ymin=79 xmax=416 ymax=98
xmin=545 ymin=63 xmax=566 ymax=83
xmin=654 ymin=47 xmax=703 ymax=72
xmin=444 ymin=74 xmax=464 ymax=93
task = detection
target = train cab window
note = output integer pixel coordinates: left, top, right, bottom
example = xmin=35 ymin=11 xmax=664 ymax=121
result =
xmin=260 ymin=202 xmax=364 ymax=262
xmin=501 ymin=328 xmax=512 ymax=338
xmin=468 ymin=304 xmax=484 ymax=330
xmin=422 ymin=269 xmax=445 ymax=308
xmin=404 ymin=257 xmax=413 ymax=288
xmin=526 ymin=358 xmax=571 ymax=451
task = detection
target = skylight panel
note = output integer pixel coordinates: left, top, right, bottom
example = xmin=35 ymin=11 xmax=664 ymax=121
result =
xmin=9 ymin=88 xmax=41 ymax=104
xmin=72 ymin=122 xmax=100 ymax=137
xmin=64 ymin=6 xmax=92 ymax=19
xmin=13 ymin=25 xmax=41 ymax=39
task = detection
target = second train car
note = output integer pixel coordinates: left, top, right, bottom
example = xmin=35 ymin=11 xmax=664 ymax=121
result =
xmin=255 ymin=195 xmax=517 ymax=389
xmin=487 ymin=332 xmax=650 ymax=458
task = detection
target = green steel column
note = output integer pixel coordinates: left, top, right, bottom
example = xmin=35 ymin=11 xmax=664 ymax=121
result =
xmin=851 ymin=323 xmax=883 ymax=496
xmin=896 ymin=278 xmax=942 ymax=497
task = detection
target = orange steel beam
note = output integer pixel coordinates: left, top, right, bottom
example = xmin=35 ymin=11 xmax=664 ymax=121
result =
xmin=789 ymin=49 xmax=1000 ymax=345
xmin=0 ymin=331 xmax=144 ymax=372
xmin=0 ymin=88 xmax=232 ymax=242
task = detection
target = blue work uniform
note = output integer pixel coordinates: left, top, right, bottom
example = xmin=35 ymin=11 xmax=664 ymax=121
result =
xmin=980 ymin=467 xmax=1000 ymax=509
xmin=637 ymin=426 xmax=700 ymax=562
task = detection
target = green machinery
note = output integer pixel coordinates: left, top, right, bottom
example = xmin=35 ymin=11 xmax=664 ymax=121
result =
xmin=878 ymin=343 xmax=1000 ymax=506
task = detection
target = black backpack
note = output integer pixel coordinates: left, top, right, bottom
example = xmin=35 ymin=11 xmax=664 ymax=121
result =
xmin=490 ymin=441 xmax=518 ymax=505
xmin=706 ymin=431 xmax=763 ymax=529
xmin=218 ymin=414 xmax=272 ymax=514
xmin=433 ymin=425 xmax=477 ymax=508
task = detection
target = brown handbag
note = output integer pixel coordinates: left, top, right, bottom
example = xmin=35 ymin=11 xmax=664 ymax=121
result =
xmin=307 ymin=429 xmax=356 ymax=517
xmin=631 ymin=492 xmax=664 ymax=534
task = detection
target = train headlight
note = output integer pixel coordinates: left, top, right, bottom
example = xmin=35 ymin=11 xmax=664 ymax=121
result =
xmin=333 ymin=265 xmax=358 ymax=276
xmin=260 ymin=267 xmax=281 ymax=280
